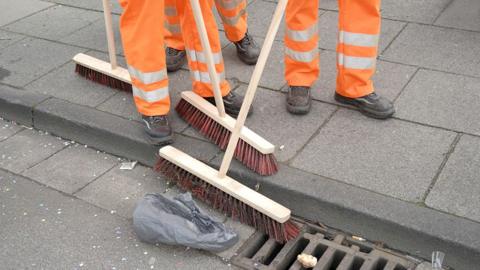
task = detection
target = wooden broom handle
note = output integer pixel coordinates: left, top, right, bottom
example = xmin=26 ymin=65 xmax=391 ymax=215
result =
xmin=190 ymin=0 xmax=226 ymax=117
xmin=218 ymin=0 xmax=288 ymax=177
xmin=102 ymin=0 xmax=118 ymax=69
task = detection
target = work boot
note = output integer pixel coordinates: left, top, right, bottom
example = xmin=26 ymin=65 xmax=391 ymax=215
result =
xmin=233 ymin=31 xmax=260 ymax=65
xmin=141 ymin=115 xmax=173 ymax=145
xmin=334 ymin=92 xmax=395 ymax=119
xmin=206 ymin=91 xmax=252 ymax=118
xmin=286 ymin=86 xmax=312 ymax=115
xmin=165 ymin=47 xmax=186 ymax=72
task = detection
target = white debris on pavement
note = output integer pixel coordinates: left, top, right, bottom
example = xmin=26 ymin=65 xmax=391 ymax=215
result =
xmin=120 ymin=161 xmax=138 ymax=170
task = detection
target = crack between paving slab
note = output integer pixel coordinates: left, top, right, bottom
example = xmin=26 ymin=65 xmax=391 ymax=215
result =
xmin=0 ymin=4 xmax=56 ymax=28
xmin=72 ymin=163 xmax=118 ymax=195
xmin=421 ymin=132 xmax=462 ymax=203
xmin=432 ymin=0 xmax=455 ymax=25
xmin=380 ymin=22 xmax=408 ymax=56
xmin=392 ymin=67 xmax=419 ymax=103
xmin=18 ymin=138 xmax=69 ymax=175
xmin=284 ymin=106 xmax=339 ymax=165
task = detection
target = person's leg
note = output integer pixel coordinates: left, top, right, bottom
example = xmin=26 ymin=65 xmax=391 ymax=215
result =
xmin=118 ymin=0 xmax=172 ymax=144
xmin=284 ymin=0 xmax=319 ymax=114
xmin=335 ymin=0 xmax=394 ymax=118
xmin=164 ymin=0 xmax=186 ymax=72
xmin=176 ymin=0 xmax=248 ymax=117
xmin=215 ymin=0 xmax=259 ymax=65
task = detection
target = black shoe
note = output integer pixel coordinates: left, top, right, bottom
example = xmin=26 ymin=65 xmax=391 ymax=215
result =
xmin=286 ymin=86 xmax=312 ymax=115
xmin=233 ymin=31 xmax=260 ymax=65
xmin=334 ymin=92 xmax=395 ymax=119
xmin=206 ymin=91 xmax=252 ymax=118
xmin=166 ymin=47 xmax=186 ymax=72
xmin=141 ymin=115 xmax=173 ymax=145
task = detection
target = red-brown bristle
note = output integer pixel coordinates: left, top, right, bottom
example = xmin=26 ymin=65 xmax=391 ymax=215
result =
xmin=75 ymin=64 xmax=132 ymax=92
xmin=155 ymin=158 xmax=299 ymax=243
xmin=175 ymin=98 xmax=278 ymax=176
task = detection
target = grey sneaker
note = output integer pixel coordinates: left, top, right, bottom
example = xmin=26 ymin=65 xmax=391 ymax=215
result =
xmin=334 ymin=92 xmax=395 ymax=119
xmin=165 ymin=47 xmax=186 ymax=72
xmin=286 ymin=86 xmax=312 ymax=115
xmin=142 ymin=115 xmax=173 ymax=145
xmin=233 ymin=31 xmax=260 ymax=65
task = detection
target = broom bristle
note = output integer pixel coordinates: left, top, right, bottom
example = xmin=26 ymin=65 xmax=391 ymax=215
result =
xmin=175 ymin=98 xmax=278 ymax=176
xmin=155 ymin=158 xmax=300 ymax=243
xmin=75 ymin=64 xmax=132 ymax=92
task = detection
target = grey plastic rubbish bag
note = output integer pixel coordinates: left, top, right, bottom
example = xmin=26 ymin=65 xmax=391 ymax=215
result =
xmin=133 ymin=192 xmax=238 ymax=252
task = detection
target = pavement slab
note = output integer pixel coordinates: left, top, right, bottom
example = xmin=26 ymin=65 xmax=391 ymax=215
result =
xmin=25 ymin=61 xmax=117 ymax=107
xmin=395 ymin=69 xmax=480 ymax=136
xmin=320 ymin=0 xmax=451 ymax=24
xmin=318 ymin=11 xmax=406 ymax=53
xmin=22 ymin=145 xmax=118 ymax=194
xmin=60 ymin=13 xmax=124 ymax=55
xmin=381 ymin=24 xmax=480 ymax=78
xmin=0 ymin=119 xmax=23 ymax=142
xmin=426 ymin=134 xmax=480 ymax=223
xmin=311 ymin=50 xmax=417 ymax=103
xmin=43 ymin=0 xmax=124 ymax=15
xmin=0 ymin=0 xmax=54 ymax=27
xmin=223 ymin=40 xmax=285 ymax=90
xmin=0 ymin=129 xmax=65 ymax=174
xmin=3 ymin=5 xmax=102 ymax=41
xmin=0 ymin=37 xmax=82 ymax=87
xmin=0 ymin=30 xmax=25 ymax=50
xmin=291 ymin=109 xmax=457 ymax=202
xmin=435 ymin=0 xmax=480 ymax=32
xmin=0 ymin=170 xmax=233 ymax=270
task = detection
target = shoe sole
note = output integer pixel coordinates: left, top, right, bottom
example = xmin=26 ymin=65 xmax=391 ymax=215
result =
xmin=146 ymin=134 xmax=174 ymax=146
xmin=334 ymin=94 xmax=395 ymax=119
xmin=286 ymin=101 xmax=311 ymax=115
xmin=238 ymin=55 xmax=258 ymax=65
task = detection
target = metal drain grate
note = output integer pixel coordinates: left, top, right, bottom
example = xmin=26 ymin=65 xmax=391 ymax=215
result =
xmin=232 ymin=219 xmax=419 ymax=270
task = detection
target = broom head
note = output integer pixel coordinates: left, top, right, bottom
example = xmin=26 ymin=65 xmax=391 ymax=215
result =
xmin=176 ymin=91 xmax=278 ymax=176
xmin=156 ymin=145 xmax=299 ymax=243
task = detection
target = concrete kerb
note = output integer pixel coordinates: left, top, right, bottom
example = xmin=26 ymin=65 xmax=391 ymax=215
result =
xmin=0 ymin=86 xmax=479 ymax=269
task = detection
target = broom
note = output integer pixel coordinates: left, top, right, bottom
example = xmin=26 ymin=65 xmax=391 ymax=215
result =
xmin=156 ymin=0 xmax=299 ymax=243
xmin=174 ymin=0 xmax=278 ymax=176
xmin=73 ymin=0 xmax=132 ymax=91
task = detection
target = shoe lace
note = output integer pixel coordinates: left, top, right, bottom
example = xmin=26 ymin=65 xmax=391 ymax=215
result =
xmin=240 ymin=32 xmax=254 ymax=46
xmin=150 ymin=115 xmax=168 ymax=125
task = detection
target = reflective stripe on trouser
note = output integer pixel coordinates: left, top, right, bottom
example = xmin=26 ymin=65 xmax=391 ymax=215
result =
xmin=215 ymin=0 xmax=247 ymax=42
xmin=336 ymin=0 xmax=380 ymax=98
xmin=164 ymin=0 xmax=184 ymax=50
xmin=119 ymin=0 xmax=170 ymax=116
xmin=176 ymin=0 xmax=230 ymax=97
xmin=165 ymin=0 xmax=247 ymax=48
xmin=284 ymin=0 xmax=319 ymax=87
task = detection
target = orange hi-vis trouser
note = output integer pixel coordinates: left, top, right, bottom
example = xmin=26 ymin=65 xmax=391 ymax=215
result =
xmin=165 ymin=0 xmax=248 ymax=50
xmin=118 ymin=0 xmax=230 ymax=116
xmin=285 ymin=0 xmax=381 ymax=98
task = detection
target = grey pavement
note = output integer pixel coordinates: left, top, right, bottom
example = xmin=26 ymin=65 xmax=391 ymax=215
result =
xmin=0 ymin=119 xmax=248 ymax=269
xmin=1 ymin=0 xmax=480 ymax=269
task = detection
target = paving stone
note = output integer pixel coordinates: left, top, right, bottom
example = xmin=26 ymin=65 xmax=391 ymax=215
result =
xmin=0 ymin=0 xmax=54 ymax=27
xmin=97 ymin=67 xmax=191 ymax=133
xmin=223 ymin=39 xmax=285 ymax=90
xmin=318 ymin=11 xmax=406 ymax=53
xmin=0 ymin=38 xmax=81 ymax=87
xmin=0 ymin=129 xmax=65 ymax=173
xmin=426 ymin=135 xmax=480 ymax=223
xmin=60 ymin=14 xmax=124 ymax=55
xmin=291 ymin=109 xmax=456 ymax=202
xmin=435 ymin=0 xmax=480 ymax=32
xmin=0 ymin=170 xmax=231 ymax=270
xmin=0 ymin=84 xmax=50 ymax=126
xmin=75 ymin=164 xmax=166 ymax=219
xmin=0 ymin=30 xmax=25 ymax=50
xmin=381 ymin=24 xmax=480 ymax=78
xmin=22 ymin=145 xmax=117 ymax=194
xmin=395 ymin=70 xmax=480 ymax=136
xmin=311 ymin=50 xmax=417 ymax=103
xmin=43 ymin=0 xmax=123 ymax=14
xmin=321 ymin=0 xmax=450 ymax=24
xmin=25 ymin=61 xmax=117 ymax=107
xmin=4 ymin=5 xmax=101 ymax=40
xmin=0 ymin=119 xmax=23 ymax=142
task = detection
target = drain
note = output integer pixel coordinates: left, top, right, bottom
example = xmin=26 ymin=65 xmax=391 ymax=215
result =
xmin=232 ymin=218 xmax=420 ymax=270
